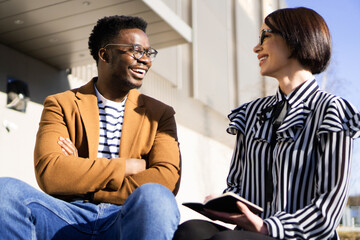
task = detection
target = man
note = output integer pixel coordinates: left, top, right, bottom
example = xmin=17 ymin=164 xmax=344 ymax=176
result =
xmin=0 ymin=15 xmax=181 ymax=239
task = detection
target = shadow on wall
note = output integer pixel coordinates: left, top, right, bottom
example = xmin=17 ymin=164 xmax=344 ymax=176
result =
xmin=0 ymin=43 xmax=71 ymax=105
xmin=6 ymin=78 xmax=30 ymax=113
xmin=0 ymin=70 xmax=70 ymax=105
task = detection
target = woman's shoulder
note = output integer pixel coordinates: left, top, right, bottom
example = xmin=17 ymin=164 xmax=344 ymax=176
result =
xmin=229 ymin=96 xmax=274 ymax=116
xmin=314 ymin=90 xmax=358 ymax=116
xmin=227 ymin=96 xmax=274 ymax=135
xmin=315 ymin=91 xmax=360 ymax=138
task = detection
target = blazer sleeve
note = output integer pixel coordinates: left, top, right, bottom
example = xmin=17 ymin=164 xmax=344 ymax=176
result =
xmin=34 ymin=94 xmax=127 ymax=198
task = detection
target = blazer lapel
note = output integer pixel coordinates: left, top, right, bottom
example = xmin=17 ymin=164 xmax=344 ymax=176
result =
xmin=119 ymin=89 xmax=145 ymax=157
xmin=75 ymin=79 xmax=100 ymax=160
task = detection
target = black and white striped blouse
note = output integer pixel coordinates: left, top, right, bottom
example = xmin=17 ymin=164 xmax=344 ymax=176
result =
xmin=225 ymin=79 xmax=360 ymax=239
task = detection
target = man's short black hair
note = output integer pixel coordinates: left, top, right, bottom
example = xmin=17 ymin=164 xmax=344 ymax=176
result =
xmin=88 ymin=15 xmax=147 ymax=63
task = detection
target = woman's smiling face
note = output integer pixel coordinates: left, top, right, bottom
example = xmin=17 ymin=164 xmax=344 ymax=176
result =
xmin=253 ymin=23 xmax=293 ymax=79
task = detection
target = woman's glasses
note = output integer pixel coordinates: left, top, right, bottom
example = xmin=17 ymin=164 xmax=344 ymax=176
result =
xmin=259 ymin=29 xmax=274 ymax=45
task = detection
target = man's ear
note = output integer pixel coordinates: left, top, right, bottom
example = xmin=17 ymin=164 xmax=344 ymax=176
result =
xmin=98 ymin=48 xmax=109 ymax=62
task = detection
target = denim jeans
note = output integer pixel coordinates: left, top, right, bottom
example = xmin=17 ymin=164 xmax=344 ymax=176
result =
xmin=0 ymin=177 xmax=180 ymax=240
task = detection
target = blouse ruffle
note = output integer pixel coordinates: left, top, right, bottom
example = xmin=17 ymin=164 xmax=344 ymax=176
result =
xmin=227 ymin=96 xmax=360 ymax=140
xmin=317 ymin=97 xmax=360 ymax=139
xmin=227 ymin=103 xmax=249 ymax=135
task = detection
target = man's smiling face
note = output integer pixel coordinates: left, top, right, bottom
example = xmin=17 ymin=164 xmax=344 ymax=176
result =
xmin=106 ymin=28 xmax=152 ymax=90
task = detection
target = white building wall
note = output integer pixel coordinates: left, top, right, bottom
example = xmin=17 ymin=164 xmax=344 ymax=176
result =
xmin=0 ymin=92 xmax=41 ymax=189
xmin=0 ymin=43 xmax=69 ymax=189
xmin=0 ymin=0 xmax=285 ymax=224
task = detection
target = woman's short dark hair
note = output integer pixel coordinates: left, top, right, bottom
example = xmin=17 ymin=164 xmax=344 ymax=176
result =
xmin=88 ymin=15 xmax=147 ymax=63
xmin=265 ymin=7 xmax=331 ymax=74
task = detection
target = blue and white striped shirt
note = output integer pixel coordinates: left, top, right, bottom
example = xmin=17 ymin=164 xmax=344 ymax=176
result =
xmin=95 ymin=86 xmax=126 ymax=159
xmin=225 ymin=79 xmax=360 ymax=239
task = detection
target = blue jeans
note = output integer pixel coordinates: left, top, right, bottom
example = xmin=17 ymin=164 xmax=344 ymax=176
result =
xmin=0 ymin=177 xmax=180 ymax=240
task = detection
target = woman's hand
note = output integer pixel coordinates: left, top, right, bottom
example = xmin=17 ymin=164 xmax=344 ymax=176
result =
xmin=58 ymin=136 xmax=78 ymax=157
xmin=204 ymin=201 xmax=268 ymax=235
xmin=204 ymin=194 xmax=220 ymax=202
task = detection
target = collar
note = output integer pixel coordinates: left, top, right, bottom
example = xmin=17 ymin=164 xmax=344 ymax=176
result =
xmin=94 ymin=82 xmax=127 ymax=108
xmin=259 ymin=79 xmax=318 ymax=119
xmin=255 ymin=79 xmax=319 ymax=142
xmin=284 ymin=78 xmax=319 ymax=109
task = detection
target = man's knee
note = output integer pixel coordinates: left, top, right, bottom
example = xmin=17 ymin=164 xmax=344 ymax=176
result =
xmin=0 ymin=177 xmax=42 ymax=208
xmin=0 ymin=177 xmax=27 ymax=196
xmin=126 ymin=183 xmax=179 ymax=217
xmin=135 ymin=183 xmax=176 ymax=204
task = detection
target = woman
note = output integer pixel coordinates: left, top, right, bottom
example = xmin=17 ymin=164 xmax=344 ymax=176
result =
xmin=174 ymin=7 xmax=360 ymax=240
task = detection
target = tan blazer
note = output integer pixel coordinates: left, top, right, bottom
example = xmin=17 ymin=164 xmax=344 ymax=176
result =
xmin=34 ymin=79 xmax=180 ymax=205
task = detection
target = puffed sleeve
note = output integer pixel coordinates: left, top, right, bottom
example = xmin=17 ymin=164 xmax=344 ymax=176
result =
xmin=317 ymin=97 xmax=360 ymax=138
xmin=227 ymin=103 xmax=249 ymax=135
xmin=224 ymin=103 xmax=249 ymax=193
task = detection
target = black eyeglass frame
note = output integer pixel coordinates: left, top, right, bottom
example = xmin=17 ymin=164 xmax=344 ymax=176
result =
xmin=103 ymin=43 xmax=158 ymax=62
xmin=259 ymin=29 xmax=282 ymax=46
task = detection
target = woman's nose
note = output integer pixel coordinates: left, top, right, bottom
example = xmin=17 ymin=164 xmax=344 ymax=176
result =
xmin=253 ymin=43 xmax=261 ymax=53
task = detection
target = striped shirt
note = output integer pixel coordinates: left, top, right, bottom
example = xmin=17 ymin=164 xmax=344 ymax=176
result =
xmin=95 ymin=86 xmax=126 ymax=159
xmin=225 ymin=79 xmax=360 ymax=239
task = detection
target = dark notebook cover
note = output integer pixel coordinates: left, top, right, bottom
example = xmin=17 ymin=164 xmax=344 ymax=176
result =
xmin=183 ymin=192 xmax=263 ymax=215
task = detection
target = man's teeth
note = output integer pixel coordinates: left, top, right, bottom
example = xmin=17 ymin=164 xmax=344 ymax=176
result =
xmin=134 ymin=69 xmax=145 ymax=74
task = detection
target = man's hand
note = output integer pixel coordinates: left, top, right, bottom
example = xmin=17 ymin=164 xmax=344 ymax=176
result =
xmin=58 ymin=136 xmax=146 ymax=176
xmin=58 ymin=136 xmax=78 ymax=157
xmin=125 ymin=158 xmax=146 ymax=176
xmin=204 ymin=201 xmax=268 ymax=235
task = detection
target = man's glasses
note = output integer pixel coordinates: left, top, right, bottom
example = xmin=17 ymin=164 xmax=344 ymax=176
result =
xmin=104 ymin=44 xmax=158 ymax=62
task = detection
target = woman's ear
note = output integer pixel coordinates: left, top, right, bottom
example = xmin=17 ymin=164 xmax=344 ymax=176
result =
xmin=98 ymin=48 xmax=109 ymax=62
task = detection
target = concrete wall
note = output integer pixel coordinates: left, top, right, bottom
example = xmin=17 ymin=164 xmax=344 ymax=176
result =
xmin=0 ymin=0 xmax=285 ymax=224
xmin=0 ymin=42 xmax=235 ymax=224
xmin=0 ymin=43 xmax=69 ymax=189
xmin=0 ymin=92 xmax=41 ymax=189
xmin=139 ymin=0 xmax=281 ymax=222
xmin=0 ymin=44 xmax=69 ymax=104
